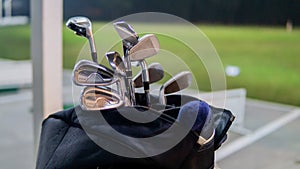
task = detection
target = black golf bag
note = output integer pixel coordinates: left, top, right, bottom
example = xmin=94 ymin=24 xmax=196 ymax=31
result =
xmin=36 ymin=94 xmax=234 ymax=169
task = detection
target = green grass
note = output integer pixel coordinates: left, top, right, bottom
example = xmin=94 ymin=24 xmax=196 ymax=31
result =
xmin=0 ymin=23 xmax=299 ymax=106
xmin=200 ymin=25 xmax=300 ymax=106
xmin=0 ymin=25 xmax=31 ymax=60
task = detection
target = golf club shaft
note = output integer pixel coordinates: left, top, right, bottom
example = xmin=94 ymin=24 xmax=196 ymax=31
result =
xmin=119 ymin=76 xmax=131 ymax=106
xmin=124 ymin=49 xmax=136 ymax=106
xmin=88 ymin=35 xmax=98 ymax=63
xmin=159 ymin=87 xmax=166 ymax=105
xmin=139 ymin=60 xmax=150 ymax=107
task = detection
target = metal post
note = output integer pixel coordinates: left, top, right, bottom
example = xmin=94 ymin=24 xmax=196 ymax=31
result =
xmin=0 ymin=0 xmax=2 ymax=20
xmin=30 ymin=0 xmax=63 ymax=157
xmin=4 ymin=0 xmax=11 ymax=17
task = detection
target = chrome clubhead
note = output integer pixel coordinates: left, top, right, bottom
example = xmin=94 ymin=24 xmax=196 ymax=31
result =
xmin=113 ymin=21 xmax=139 ymax=49
xmin=128 ymin=34 xmax=160 ymax=61
xmin=80 ymin=86 xmax=124 ymax=110
xmin=66 ymin=16 xmax=98 ymax=63
xmin=133 ymin=62 xmax=164 ymax=88
xmin=66 ymin=16 xmax=92 ymax=38
xmin=159 ymin=71 xmax=193 ymax=105
xmin=105 ymin=51 xmax=126 ymax=76
xmin=72 ymin=60 xmax=117 ymax=86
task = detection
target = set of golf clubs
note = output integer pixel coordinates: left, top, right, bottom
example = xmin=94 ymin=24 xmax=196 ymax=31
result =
xmin=66 ymin=16 xmax=193 ymax=110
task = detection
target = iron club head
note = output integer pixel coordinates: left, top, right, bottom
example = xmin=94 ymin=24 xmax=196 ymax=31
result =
xmin=133 ymin=62 xmax=164 ymax=88
xmin=105 ymin=51 xmax=126 ymax=76
xmin=113 ymin=21 xmax=139 ymax=49
xmin=72 ymin=60 xmax=117 ymax=86
xmin=159 ymin=71 xmax=193 ymax=105
xmin=128 ymin=34 xmax=160 ymax=61
xmin=80 ymin=86 xmax=124 ymax=110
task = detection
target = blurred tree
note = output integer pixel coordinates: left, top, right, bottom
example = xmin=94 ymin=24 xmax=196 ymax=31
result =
xmin=12 ymin=0 xmax=300 ymax=25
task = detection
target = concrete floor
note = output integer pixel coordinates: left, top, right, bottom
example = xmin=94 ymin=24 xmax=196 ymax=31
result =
xmin=217 ymin=100 xmax=300 ymax=169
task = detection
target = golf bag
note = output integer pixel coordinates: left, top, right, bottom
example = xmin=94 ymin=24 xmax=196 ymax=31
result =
xmin=36 ymin=94 xmax=234 ymax=169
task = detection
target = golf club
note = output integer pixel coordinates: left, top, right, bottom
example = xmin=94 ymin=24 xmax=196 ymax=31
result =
xmin=80 ymin=86 xmax=124 ymax=110
xmin=159 ymin=71 xmax=193 ymax=105
xmin=113 ymin=21 xmax=139 ymax=48
xmin=128 ymin=34 xmax=160 ymax=61
xmin=105 ymin=51 xmax=128 ymax=105
xmin=133 ymin=62 xmax=164 ymax=88
xmin=72 ymin=60 xmax=116 ymax=86
xmin=66 ymin=16 xmax=98 ymax=63
xmin=72 ymin=60 xmax=127 ymax=103
xmin=113 ymin=21 xmax=139 ymax=106
xmin=129 ymin=34 xmax=160 ymax=106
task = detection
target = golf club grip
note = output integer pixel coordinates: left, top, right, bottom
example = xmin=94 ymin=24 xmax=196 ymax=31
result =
xmin=143 ymin=82 xmax=150 ymax=91
xmin=143 ymin=82 xmax=150 ymax=107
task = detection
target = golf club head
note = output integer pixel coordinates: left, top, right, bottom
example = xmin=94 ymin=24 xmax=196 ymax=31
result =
xmin=159 ymin=71 xmax=193 ymax=105
xmin=128 ymin=34 xmax=160 ymax=61
xmin=105 ymin=51 xmax=126 ymax=76
xmin=133 ymin=62 xmax=164 ymax=88
xmin=66 ymin=16 xmax=98 ymax=63
xmin=80 ymin=86 xmax=124 ymax=110
xmin=72 ymin=60 xmax=117 ymax=86
xmin=113 ymin=21 xmax=139 ymax=49
xmin=66 ymin=16 xmax=92 ymax=38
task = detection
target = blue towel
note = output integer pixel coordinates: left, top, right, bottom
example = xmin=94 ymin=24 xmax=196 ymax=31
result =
xmin=177 ymin=100 xmax=211 ymax=134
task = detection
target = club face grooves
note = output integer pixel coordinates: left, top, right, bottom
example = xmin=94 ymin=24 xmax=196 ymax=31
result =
xmin=133 ymin=63 xmax=164 ymax=88
xmin=80 ymin=86 xmax=124 ymax=110
xmin=128 ymin=34 xmax=160 ymax=61
xmin=164 ymin=71 xmax=192 ymax=94
xmin=72 ymin=60 xmax=117 ymax=86
xmin=159 ymin=71 xmax=192 ymax=105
